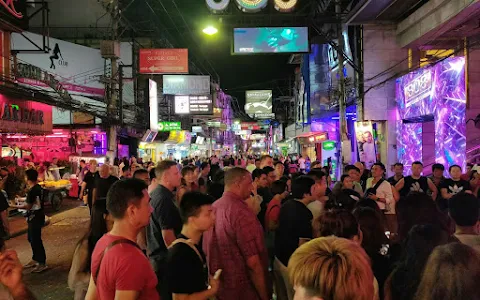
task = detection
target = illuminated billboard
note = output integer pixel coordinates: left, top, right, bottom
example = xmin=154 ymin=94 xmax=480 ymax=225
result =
xmin=163 ymin=75 xmax=210 ymax=95
xmin=396 ymin=57 xmax=466 ymax=170
xmin=233 ymin=27 xmax=309 ymax=54
xmin=148 ymin=79 xmax=159 ymax=131
xmin=174 ymin=95 xmax=213 ymax=115
xmin=245 ymin=90 xmax=274 ymax=119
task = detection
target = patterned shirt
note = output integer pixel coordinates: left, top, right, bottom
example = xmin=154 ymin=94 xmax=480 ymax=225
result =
xmin=202 ymin=191 xmax=268 ymax=300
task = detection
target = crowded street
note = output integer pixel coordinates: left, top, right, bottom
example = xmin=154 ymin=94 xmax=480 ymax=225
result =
xmin=0 ymin=0 xmax=479 ymax=300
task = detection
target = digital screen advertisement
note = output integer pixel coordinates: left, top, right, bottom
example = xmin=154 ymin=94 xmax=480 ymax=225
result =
xmin=233 ymin=27 xmax=309 ymax=54
xmin=245 ymin=90 xmax=274 ymax=119
xmin=396 ymin=57 xmax=466 ymax=169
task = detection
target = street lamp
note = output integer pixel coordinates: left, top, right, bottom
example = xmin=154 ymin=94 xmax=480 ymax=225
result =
xmin=203 ymin=26 xmax=218 ymax=35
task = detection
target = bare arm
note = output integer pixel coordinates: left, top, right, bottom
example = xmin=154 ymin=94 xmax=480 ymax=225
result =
xmin=395 ymin=178 xmax=405 ymax=192
xmin=427 ymin=179 xmax=438 ymax=200
xmin=246 ymin=255 xmax=269 ymax=300
xmin=440 ymin=188 xmax=451 ymax=200
xmin=114 ymin=290 xmax=140 ymax=300
xmin=84 ymin=276 xmax=97 ymax=300
xmin=161 ymin=229 xmax=177 ymax=248
xmin=79 ymin=182 xmax=87 ymax=200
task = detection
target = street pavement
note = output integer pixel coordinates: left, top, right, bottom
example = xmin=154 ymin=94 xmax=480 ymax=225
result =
xmin=6 ymin=202 xmax=90 ymax=300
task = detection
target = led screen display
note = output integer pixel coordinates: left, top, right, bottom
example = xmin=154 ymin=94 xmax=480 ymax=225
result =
xmin=396 ymin=57 xmax=466 ymax=170
xmin=233 ymin=27 xmax=309 ymax=54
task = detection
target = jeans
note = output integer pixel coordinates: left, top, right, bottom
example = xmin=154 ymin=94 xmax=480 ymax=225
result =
xmin=27 ymin=217 xmax=46 ymax=264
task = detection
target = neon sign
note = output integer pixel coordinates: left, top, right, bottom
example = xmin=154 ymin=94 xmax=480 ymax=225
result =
xmin=403 ymin=70 xmax=432 ymax=108
xmin=236 ymin=0 xmax=268 ymax=12
xmin=1 ymin=103 xmax=45 ymax=125
xmin=1 ymin=0 xmax=23 ymax=19
xmin=273 ymin=0 xmax=297 ymax=12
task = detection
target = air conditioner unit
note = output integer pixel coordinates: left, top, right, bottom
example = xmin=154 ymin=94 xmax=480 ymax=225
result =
xmin=100 ymin=40 xmax=120 ymax=58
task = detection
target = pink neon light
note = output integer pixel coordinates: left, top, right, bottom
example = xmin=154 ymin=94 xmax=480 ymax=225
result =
xmin=45 ymin=135 xmax=69 ymax=138
xmin=6 ymin=135 xmax=28 ymax=139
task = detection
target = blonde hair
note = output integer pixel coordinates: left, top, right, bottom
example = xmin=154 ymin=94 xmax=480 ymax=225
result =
xmin=288 ymin=236 xmax=374 ymax=300
xmin=89 ymin=159 xmax=98 ymax=167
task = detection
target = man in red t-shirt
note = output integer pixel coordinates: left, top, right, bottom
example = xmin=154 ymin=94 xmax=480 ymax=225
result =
xmin=85 ymin=179 xmax=159 ymax=300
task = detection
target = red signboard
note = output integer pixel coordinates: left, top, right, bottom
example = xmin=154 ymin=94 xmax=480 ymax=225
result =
xmin=139 ymin=49 xmax=189 ymax=74
xmin=0 ymin=94 xmax=52 ymax=134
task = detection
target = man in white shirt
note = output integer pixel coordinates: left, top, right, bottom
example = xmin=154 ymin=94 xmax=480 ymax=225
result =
xmin=365 ymin=162 xmax=396 ymax=233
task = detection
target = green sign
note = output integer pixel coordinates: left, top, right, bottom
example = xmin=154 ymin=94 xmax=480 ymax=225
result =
xmin=322 ymin=141 xmax=336 ymax=151
xmin=158 ymin=121 xmax=181 ymax=131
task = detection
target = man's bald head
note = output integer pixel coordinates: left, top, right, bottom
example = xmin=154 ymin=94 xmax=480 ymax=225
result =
xmin=100 ymin=164 xmax=110 ymax=178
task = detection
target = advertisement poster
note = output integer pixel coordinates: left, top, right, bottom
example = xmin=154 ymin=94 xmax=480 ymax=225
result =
xmin=139 ymin=49 xmax=188 ymax=74
xmin=245 ymin=90 xmax=273 ymax=119
xmin=233 ymin=27 xmax=309 ymax=54
xmin=354 ymin=122 xmax=376 ymax=167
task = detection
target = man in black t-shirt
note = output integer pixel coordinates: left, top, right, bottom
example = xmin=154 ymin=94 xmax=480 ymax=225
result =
xmin=166 ymin=192 xmax=220 ymax=299
xmin=12 ymin=169 xmax=48 ymax=273
xmin=275 ymin=176 xmax=327 ymax=267
xmin=388 ymin=163 xmax=404 ymax=186
xmin=395 ymin=161 xmax=438 ymax=199
xmin=440 ymin=165 xmax=472 ymax=210
xmin=92 ymin=164 xmax=118 ymax=204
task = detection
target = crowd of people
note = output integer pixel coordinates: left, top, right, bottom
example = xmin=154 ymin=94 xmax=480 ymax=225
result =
xmin=0 ymin=154 xmax=478 ymax=300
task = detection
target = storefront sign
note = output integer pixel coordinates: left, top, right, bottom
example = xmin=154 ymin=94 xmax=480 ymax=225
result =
xmin=207 ymin=121 xmax=221 ymax=128
xmin=322 ymin=141 xmax=336 ymax=151
xmin=16 ymin=63 xmax=72 ymax=100
xmin=403 ymin=70 xmax=432 ymax=108
xmin=139 ymin=49 xmax=188 ymax=74
xmin=163 ymin=75 xmax=210 ymax=95
xmin=158 ymin=121 xmax=181 ymax=132
xmin=0 ymin=95 xmax=52 ymax=134
xmin=174 ymin=95 xmax=213 ymax=115
xmin=1 ymin=0 xmax=23 ymax=18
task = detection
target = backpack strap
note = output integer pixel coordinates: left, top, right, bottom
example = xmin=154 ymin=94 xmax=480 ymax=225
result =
xmin=371 ymin=178 xmax=385 ymax=195
xmin=93 ymin=239 xmax=141 ymax=285
xmin=169 ymin=238 xmax=204 ymax=264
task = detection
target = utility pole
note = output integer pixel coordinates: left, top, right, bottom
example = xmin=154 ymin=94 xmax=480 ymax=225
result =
xmin=101 ymin=0 xmax=121 ymax=159
xmin=336 ymin=0 xmax=347 ymax=169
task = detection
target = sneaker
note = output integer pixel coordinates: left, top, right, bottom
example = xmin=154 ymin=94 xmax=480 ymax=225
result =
xmin=23 ymin=261 xmax=38 ymax=268
xmin=32 ymin=264 xmax=49 ymax=273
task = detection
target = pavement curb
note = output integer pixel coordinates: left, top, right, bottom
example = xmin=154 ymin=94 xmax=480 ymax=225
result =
xmin=7 ymin=206 xmax=87 ymax=239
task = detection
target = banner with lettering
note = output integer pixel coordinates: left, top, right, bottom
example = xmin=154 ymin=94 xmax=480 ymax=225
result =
xmin=0 ymin=94 xmax=52 ymax=134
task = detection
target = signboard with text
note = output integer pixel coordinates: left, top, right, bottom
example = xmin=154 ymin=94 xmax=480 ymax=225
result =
xmin=158 ymin=121 xmax=181 ymax=132
xmin=163 ymin=75 xmax=210 ymax=95
xmin=245 ymin=90 xmax=274 ymax=119
xmin=0 ymin=95 xmax=52 ymax=134
xmin=0 ymin=0 xmax=28 ymax=30
xmin=139 ymin=49 xmax=189 ymax=74
xmin=174 ymin=95 xmax=213 ymax=115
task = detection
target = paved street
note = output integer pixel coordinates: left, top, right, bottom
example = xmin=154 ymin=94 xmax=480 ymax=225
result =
xmin=6 ymin=206 xmax=90 ymax=300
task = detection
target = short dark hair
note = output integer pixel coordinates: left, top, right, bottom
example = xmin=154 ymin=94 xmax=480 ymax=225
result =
xmin=394 ymin=163 xmax=404 ymax=168
xmin=345 ymin=165 xmax=360 ymax=173
xmin=133 ymin=169 xmax=149 ymax=179
xmin=274 ymin=161 xmax=284 ymax=167
xmin=260 ymin=155 xmax=272 ymax=163
xmin=449 ymin=193 xmax=479 ymax=226
xmin=181 ymin=166 xmax=195 ymax=177
xmin=149 ymin=168 xmax=156 ymax=180
xmin=26 ymin=169 xmax=38 ymax=182
xmin=340 ymin=174 xmax=350 ymax=183
xmin=107 ymin=179 xmax=148 ymax=219
xmin=271 ymin=180 xmax=287 ymax=195
xmin=307 ymin=169 xmax=326 ymax=181
xmin=122 ymin=165 xmax=129 ymax=173
xmin=291 ymin=176 xmax=316 ymax=199
xmin=432 ymin=163 xmax=445 ymax=171
xmin=155 ymin=160 xmax=177 ymax=179
xmin=80 ymin=159 xmax=86 ymax=164
xmin=412 ymin=161 xmax=423 ymax=166
xmin=200 ymin=162 xmax=210 ymax=170
xmin=179 ymin=192 xmax=214 ymax=224
xmin=372 ymin=162 xmax=386 ymax=171
xmin=224 ymin=167 xmax=250 ymax=187
xmin=311 ymin=161 xmax=322 ymax=169
xmin=314 ymin=209 xmax=359 ymax=240
xmin=449 ymin=164 xmax=462 ymax=172
xmin=263 ymin=166 xmax=275 ymax=175
xmin=252 ymin=168 xmax=266 ymax=180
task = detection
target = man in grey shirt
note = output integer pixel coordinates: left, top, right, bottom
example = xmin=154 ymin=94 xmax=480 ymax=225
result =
xmin=147 ymin=160 xmax=182 ymax=300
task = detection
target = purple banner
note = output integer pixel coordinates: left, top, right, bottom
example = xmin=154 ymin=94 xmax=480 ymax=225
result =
xmin=396 ymin=57 xmax=466 ymax=170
